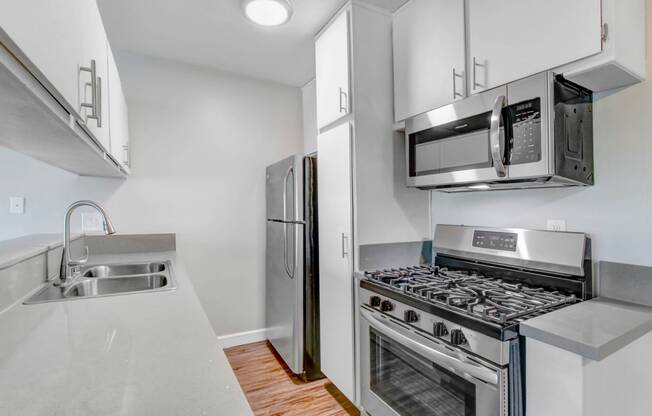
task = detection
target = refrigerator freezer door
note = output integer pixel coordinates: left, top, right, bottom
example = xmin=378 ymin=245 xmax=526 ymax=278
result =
xmin=266 ymin=155 xmax=297 ymax=222
xmin=265 ymin=155 xmax=304 ymax=375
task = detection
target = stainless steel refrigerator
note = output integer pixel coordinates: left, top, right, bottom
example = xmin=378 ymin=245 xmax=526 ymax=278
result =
xmin=265 ymin=154 xmax=321 ymax=380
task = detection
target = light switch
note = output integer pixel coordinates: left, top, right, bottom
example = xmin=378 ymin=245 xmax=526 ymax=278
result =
xmin=9 ymin=197 xmax=25 ymax=214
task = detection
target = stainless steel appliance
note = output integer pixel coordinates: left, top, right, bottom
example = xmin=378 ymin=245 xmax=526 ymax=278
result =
xmin=358 ymin=224 xmax=593 ymax=416
xmin=266 ymin=155 xmax=322 ymax=380
xmin=405 ymin=72 xmax=594 ymax=192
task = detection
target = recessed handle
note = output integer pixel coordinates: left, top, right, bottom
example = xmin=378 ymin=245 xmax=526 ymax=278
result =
xmin=341 ymin=233 xmax=349 ymax=258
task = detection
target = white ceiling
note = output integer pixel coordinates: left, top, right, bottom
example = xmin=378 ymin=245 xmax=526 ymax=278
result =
xmin=97 ymin=0 xmax=409 ymax=87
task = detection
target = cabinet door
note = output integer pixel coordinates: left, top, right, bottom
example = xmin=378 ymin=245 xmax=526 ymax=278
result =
xmin=107 ymin=45 xmax=130 ymax=168
xmin=315 ymin=9 xmax=350 ymax=129
xmin=0 ymin=0 xmax=111 ymax=150
xmin=317 ymin=122 xmax=355 ymax=401
xmin=0 ymin=1 xmax=85 ymax=118
xmin=78 ymin=1 xmax=110 ymax=151
xmin=393 ymin=0 xmax=465 ymax=121
xmin=467 ymin=0 xmax=603 ymax=93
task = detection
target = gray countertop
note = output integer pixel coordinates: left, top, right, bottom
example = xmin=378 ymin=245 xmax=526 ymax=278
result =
xmin=0 ymin=250 xmax=253 ymax=415
xmin=520 ymin=296 xmax=652 ymax=361
xmin=0 ymin=233 xmax=82 ymax=270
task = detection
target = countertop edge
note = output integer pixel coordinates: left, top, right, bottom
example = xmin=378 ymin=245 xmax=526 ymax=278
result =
xmin=521 ymin=297 xmax=652 ymax=361
xmin=0 ymin=233 xmax=84 ymax=271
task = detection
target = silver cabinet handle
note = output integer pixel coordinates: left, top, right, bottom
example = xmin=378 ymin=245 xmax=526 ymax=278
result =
xmin=472 ymin=57 xmax=485 ymax=90
xmin=122 ymin=145 xmax=130 ymax=167
xmin=341 ymin=233 xmax=349 ymax=258
xmin=96 ymin=76 xmax=102 ymax=128
xmin=490 ymin=95 xmax=507 ymax=178
xmin=361 ymin=308 xmax=499 ymax=386
xmin=452 ymin=68 xmax=464 ymax=99
xmin=80 ymin=60 xmax=101 ymax=127
xmin=339 ymin=88 xmax=348 ymax=113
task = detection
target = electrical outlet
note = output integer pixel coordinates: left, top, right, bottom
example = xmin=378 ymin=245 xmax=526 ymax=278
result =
xmin=82 ymin=212 xmax=104 ymax=233
xmin=9 ymin=197 xmax=25 ymax=214
xmin=547 ymin=219 xmax=567 ymax=232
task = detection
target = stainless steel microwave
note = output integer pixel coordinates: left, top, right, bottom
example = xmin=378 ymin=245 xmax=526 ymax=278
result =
xmin=405 ymin=72 xmax=594 ymax=192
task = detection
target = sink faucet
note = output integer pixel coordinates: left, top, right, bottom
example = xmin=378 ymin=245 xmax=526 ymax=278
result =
xmin=59 ymin=200 xmax=115 ymax=286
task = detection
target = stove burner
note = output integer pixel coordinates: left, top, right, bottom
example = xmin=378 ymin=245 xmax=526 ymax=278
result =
xmin=364 ymin=265 xmax=577 ymax=325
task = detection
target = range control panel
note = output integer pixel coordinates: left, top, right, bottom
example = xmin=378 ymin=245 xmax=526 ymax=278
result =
xmin=472 ymin=231 xmax=518 ymax=252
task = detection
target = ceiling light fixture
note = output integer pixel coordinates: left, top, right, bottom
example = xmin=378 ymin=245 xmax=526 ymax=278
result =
xmin=241 ymin=0 xmax=293 ymax=27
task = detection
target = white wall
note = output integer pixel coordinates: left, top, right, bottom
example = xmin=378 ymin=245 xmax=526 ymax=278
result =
xmin=0 ymin=52 xmax=303 ymax=336
xmin=429 ymin=8 xmax=652 ymax=268
xmin=301 ymin=79 xmax=317 ymax=155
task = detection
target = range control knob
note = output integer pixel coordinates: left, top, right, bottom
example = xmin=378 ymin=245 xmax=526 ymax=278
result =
xmin=433 ymin=322 xmax=449 ymax=337
xmin=450 ymin=329 xmax=468 ymax=346
xmin=369 ymin=296 xmax=382 ymax=308
xmin=380 ymin=300 xmax=394 ymax=312
xmin=404 ymin=310 xmax=419 ymax=323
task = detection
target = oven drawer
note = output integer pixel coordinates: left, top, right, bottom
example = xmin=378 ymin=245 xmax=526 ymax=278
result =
xmin=360 ymin=307 xmax=508 ymax=416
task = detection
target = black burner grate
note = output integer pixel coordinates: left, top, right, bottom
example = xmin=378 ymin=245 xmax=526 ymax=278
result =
xmin=364 ymin=265 xmax=577 ymax=325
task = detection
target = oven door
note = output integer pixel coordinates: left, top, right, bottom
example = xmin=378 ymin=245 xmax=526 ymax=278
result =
xmin=360 ymin=307 xmax=507 ymax=416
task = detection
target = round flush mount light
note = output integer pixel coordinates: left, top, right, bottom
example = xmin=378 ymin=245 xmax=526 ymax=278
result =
xmin=241 ymin=0 xmax=293 ymax=27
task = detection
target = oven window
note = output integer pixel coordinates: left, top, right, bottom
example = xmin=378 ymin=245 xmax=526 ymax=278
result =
xmin=370 ymin=328 xmax=476 ymax=416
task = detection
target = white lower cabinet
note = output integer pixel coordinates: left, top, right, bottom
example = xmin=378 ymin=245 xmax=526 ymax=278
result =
xmin=317 ymin=122 xmax=355 ymax=401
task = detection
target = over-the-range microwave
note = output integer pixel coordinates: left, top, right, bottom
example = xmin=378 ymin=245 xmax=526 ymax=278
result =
xmin=405 ymin=71 xmax=594 ymax=192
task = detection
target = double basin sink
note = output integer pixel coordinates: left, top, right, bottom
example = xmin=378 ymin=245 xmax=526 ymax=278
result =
xmin=24 ymin=261 xmax=176 ymax=304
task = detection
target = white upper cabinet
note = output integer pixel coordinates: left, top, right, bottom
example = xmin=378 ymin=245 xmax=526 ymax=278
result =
xmin=0 ymin=0 xmax=87 ymax=119
xmin=315 ymin=9 xmax=350 ymax=130
xmin=78 ymin=1 xmax=111 ymax=151
xmin=393 ymin=0 xmax=465 ymax=122
xmin=559 ymin=0 xmax=646 ymax=91
xmin=0 ymin=0 xmax=131 ymax=176
xmin=107 ymin=45 xmax=130 ymax=169
xmin=467 ymin=0 xmax=603 ymax=94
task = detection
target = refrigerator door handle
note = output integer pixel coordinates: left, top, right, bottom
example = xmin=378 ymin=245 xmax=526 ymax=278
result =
xmin=283 ymin=166 xmax=296 ymax=279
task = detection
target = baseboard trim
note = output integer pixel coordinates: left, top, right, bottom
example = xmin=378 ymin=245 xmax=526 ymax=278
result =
xmin=217 ymin=328 xmax=268 ymax=349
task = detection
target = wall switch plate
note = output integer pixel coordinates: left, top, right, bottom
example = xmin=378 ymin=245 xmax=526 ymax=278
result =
xmin=547 ymin=219 xmax=567 ymax=232
xmin=9 ymin=197 xmax=25 ymax=214
xmin=82 ymin=212 xmax=105 ymax=232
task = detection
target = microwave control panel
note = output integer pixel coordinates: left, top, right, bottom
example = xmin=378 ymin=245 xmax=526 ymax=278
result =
xmin=472 ymin=231 xmax=518 ymax=252
xmin=508 ymin=98 xmax=542 ymax=165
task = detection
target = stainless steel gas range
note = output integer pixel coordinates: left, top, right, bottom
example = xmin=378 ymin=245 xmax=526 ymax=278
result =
xmin=358 ymin=224 xmax=593 ymax=416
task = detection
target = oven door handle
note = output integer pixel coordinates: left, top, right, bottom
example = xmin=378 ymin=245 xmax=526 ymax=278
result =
xmin=361 ymin=308 xmax=499 ymax=386
xmin=490 ymin=95 xmax=507 ymax=178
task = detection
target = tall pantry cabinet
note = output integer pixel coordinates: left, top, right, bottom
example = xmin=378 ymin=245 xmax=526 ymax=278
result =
xmin=315 ymin=1 xmax=431 ymax=404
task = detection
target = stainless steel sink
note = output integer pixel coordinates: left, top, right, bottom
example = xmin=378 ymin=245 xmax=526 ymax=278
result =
xmin=82 ymin=262 xmax=166 ymax=278
xmin=24 ymin=261 xmax=176 ymax=304
xmin=65 ymin=274 xmax=169 ymax=297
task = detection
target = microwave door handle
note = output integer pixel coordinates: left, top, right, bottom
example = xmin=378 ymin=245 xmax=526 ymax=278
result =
xmin=361 ymin=308 xmax=499 ymax=386
xmin=490 ymin=95 xmax=507 ymax=178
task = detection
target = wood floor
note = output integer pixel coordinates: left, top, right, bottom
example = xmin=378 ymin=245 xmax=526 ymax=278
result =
xmin=225 ymin=341 xmax=360 ymax=416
